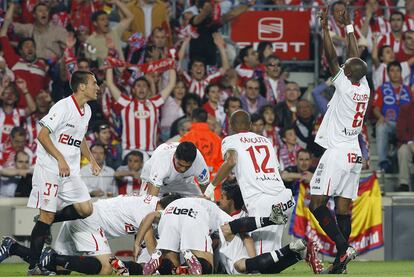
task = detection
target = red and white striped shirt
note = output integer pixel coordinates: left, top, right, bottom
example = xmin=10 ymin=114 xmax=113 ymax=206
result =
xmin=235 ymin=63 xmax=254 ymax=86
xmin=0 ymin=36 xmax=48 ymax=108
xmin=115 ymin=165 xmax=142 ymax=195
xmin=24 ymin=113 xmax=42 ymax=153
xmin=377 ymin=32 xmax=403 ymax=56
xmin=355 ymin=14 xmax=390 ymax=35
xmin=0 ymin=108 xmax=25 ymax=144
xmin=115 ymin=95 xmax=164 ymax=152
xmin=0 ymin=142 xmax=35 ymax=167
xmin=182 ymin=71 xmax=222 ymax=99
xmin=404 ymin=15 xmax=414 ymax=31
xmin=263 ymin=127 xmax=281 ymax=150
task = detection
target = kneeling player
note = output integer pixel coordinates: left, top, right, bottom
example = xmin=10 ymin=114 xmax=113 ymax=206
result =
xmin=218 ymin=182 xmax=323 ymax=274
xmin=0 ymin=193 xmax=181 ymax=275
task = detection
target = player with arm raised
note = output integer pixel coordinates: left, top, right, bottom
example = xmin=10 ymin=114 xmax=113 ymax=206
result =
xmin=25 ymin=71 xmax=101 ymax=275
xmin=308 ymin=6 xmax=370 ymax=274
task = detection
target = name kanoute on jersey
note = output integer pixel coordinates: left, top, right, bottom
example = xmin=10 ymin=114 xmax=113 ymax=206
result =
xmin=37 ymin=96 xmax=91 ymax=175
xmin=222 ymin=132 xmax=285 ymax=201
xmin=316 ymin=68 xmax=370 ymax=149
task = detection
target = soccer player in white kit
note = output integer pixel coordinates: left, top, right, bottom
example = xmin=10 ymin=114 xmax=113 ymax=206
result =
xmin=142 ymin=141 xmax=210 ymax=196
xmin=26 ymin=71 xmax=101 ymax=274
xmin=137 ymin=197 xmax=228 ymax=275
xmin=217 ymin=181 xmax=321 ymax=274
xmin=204 ymin=110 xmax=295 ymax=255
xmin=308 ymin=7 xmax=370 ymax=274
xmin=1 ymin=194 xmax=182 ymax=275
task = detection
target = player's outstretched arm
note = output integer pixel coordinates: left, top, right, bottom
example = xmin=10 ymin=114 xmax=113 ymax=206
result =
xmin=37 ymin=126 xmax=70 ymax=177
xmin=320 ymin=7 xmax=340 ymax=76
xmin=342 ymin=3 xmax=359 ymax=58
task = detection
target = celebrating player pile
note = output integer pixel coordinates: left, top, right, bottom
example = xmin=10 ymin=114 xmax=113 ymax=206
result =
xmin=308 ymin=5 xmax=370 ymax=274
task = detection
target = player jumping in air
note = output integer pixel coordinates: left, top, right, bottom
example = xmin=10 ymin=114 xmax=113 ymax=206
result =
xmin=308 ymin=5 xmax=370 ymax=274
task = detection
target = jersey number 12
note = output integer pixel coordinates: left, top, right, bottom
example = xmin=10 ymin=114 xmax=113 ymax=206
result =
xmin=246 ymin=145 xmax=275 ymax=173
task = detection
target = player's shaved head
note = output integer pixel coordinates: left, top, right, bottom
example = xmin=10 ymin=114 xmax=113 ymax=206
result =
xmin=230 ymin=110 xmax=251 ymax=133
xmin=344 ymin=57 xmax=368 ymax=83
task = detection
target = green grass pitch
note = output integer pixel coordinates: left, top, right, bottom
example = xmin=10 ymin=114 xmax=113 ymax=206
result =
xmin=1 ymin=261 xmax=414 ymax=276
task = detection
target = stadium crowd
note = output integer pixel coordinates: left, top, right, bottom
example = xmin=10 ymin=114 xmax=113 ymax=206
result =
xmin=0 ymin=0 xmax=414 ymax=199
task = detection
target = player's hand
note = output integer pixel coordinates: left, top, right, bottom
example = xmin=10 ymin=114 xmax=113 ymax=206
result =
xmin=58 ymin=158 xmax=70 ymax=177
xmin=319 ymin=6 xmax=329 ymax=30
xmin=91 ymin=161 xmax=102 ymax=176
xmin=203 ymin=183 xmax=215 ymax=201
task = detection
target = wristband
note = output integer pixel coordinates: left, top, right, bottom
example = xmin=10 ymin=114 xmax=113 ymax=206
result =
xmin=346 ymin=24 xmax=354 ymax=34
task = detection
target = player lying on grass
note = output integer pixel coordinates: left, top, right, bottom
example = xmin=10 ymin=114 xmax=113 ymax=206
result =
xmin=0 ymin=193 xmax=182 ymax=275
xmin=131 ymin=196 xmax=322 ymax=275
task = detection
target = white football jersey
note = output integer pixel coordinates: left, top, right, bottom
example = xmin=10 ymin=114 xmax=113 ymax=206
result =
xmin=163 ymin=197 xmax=232 ymax=232
xmin=222 ymin=132 xmax=285 ymax=202
xmin=140 ymin=142 xmax=210 ymax=196
xmin=94 ymin=194 xmax=159 ymax=238
xmin=315 ymin=69 xmax=370 ymax=149
xmin=36 ymin=96 xmax=91 ymax=175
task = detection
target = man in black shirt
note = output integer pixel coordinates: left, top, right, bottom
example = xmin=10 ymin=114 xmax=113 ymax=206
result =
xmin=281 ymin=149 xmax=314 ymax=196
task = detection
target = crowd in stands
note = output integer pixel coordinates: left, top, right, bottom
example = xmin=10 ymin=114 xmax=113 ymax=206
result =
xmin=1 ymin=0 xmax=414 ymax=198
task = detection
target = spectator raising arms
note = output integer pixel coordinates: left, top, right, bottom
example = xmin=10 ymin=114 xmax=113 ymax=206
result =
xmin=106 ymin=68 xmax=176 ymax=156
xmin=178 ymin=32 xmax=229 ymax=99
xmin=11 ymin=3 xmax=68 ymax=62
xmin=85 ymin=0 xmax=134 ymax=67
xmin=0 ymin=4 xmax=49 ymax=108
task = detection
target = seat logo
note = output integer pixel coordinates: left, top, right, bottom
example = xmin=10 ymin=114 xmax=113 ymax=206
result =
xmin=258 ymin=17 xmax=283 ymax=41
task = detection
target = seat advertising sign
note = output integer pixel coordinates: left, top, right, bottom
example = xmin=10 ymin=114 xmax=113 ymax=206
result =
xmin=231 ymin=11 xmax=311 ymax=60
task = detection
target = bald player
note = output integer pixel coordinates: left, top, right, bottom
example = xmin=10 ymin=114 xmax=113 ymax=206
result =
xmin=307 ymin=7 xmax=370 ymax=274
xmin=204 ymin=110 xmax=295 ymax=257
